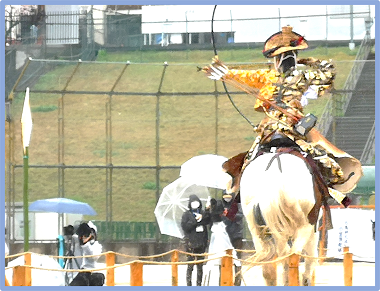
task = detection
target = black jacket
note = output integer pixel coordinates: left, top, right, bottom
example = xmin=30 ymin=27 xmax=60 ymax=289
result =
xmin=181 ymin=194 xmax=210 ymax=250
xmin=209 ymin=198 xmax=224 ymax=224
xmin=221 ymin=199 xmax=244 ymax=241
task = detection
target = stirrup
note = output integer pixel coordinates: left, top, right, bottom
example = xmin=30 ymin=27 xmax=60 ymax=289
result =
xmin=328 ymin=187 xmax=350 ymax=207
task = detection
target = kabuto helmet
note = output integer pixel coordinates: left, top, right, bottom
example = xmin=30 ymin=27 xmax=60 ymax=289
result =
xmin=263 ymin=26 xmax=308 ymax=73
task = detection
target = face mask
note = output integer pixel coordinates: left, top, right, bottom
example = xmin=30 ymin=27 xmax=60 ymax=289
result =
xmin=191 ymin=201 xmax=200 ymax=209
xmin=223 ymin=197 xmax=232 ymax=203
xmin=274 ymin=51 xmax=297 ymax=72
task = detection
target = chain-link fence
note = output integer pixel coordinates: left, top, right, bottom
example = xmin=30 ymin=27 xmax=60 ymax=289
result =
xmin=5 ymin=56 xmax=372 ymax=243
xmin=4 ymin=5 xmax=375 ymax=245
xmin=5 ymin=57 xmax=266 ymax=243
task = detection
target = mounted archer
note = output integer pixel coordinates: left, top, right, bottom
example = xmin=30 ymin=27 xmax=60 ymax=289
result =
xmin=202 ymin=25 xmax=363 ymax=208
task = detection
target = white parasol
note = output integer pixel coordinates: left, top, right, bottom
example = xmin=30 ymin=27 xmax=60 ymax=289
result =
xmin=5 ymin=253 xmax=65 ymax=286
xmin=180 ymin=154 xmax=232 ymax=189
xmin=154 ymin=177 xmax=210 ymax=239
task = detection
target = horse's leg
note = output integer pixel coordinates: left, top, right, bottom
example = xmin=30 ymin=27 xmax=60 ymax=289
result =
xmin=291 ymin=225 xmax=316 ymax=286
xmin=273 ymin=236 xmax=291 ymax=286
xmin=262 ymin=260 xmax=277 ymax=286
xmin=259 ymin=233 xmax=277 ymax=286
xmin=253 ymin=226 xmax=278 ymax=286
xmin=265 ymin=232 xmax=290 ymax=286
xmin=301 ymin=229 xmax=317 ymax=286
xmin=242 ymin=202 xmax=277 ymax=286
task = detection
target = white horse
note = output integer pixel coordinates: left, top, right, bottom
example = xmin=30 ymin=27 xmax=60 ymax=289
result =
xmin=240 ymin=152 xmax=318 ymax=286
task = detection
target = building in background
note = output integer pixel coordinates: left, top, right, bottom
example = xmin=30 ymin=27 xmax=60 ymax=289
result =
xmin=140 ymin=5 xmax=375 ymax=46
xmin=5 ymin=5 xmax=375 ymax=48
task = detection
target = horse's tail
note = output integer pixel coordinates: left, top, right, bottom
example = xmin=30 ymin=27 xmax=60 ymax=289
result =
xmin=241 ymin=152 xmax=315 ymax=268
xmin=255 ymin=204 xmax=277 ymax=260
xmin=245 ymin=225 xmax=277 ymax=266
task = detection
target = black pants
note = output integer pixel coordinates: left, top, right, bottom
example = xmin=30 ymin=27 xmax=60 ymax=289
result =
xmin=231 ymin=238 xmax=243 ymax=286
xmin=69 ymin=271 xmax=105 ymax=286
xmin=186 ymin=246 xmax=205 ymax=286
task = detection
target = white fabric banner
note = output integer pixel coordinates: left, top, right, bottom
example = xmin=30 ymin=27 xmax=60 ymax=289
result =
xmin=326 ymin=208 xmax=375 ymax=262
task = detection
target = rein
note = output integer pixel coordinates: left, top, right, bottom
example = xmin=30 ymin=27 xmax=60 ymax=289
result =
xmin=265 ymin=152 xmax=283 ymax=173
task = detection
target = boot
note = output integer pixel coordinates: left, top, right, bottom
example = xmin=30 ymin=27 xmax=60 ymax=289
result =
xmin=186 ymin=265 xmax=193 ymax=286
xmin=234 ymin=266 xmax=242 ymax=286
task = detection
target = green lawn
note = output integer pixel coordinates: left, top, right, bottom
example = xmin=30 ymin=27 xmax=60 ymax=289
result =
xmin=6 ymin=46 xmax=358 ymax=222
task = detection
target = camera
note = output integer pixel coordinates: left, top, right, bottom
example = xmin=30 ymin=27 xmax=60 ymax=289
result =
xmin=63 ymin=225 xmax=75 ymax=236
xmin=76 ymin=222 xmax=92 ymax=237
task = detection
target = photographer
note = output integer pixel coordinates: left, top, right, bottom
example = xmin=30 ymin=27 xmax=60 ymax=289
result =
xmin=68 ymin=221 xmax=104 ymax=286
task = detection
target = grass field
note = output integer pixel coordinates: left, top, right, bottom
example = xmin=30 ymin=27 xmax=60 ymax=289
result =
xmin=6 ymin=46 xmax=358 ymax=222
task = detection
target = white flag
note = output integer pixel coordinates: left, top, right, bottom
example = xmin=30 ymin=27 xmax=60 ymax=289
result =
xmin=21 ymin=87 xmax=33 ymax=154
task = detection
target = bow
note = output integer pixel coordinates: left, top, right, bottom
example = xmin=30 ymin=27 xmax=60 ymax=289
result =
xmin=210 ymin=6 xmax=302 ymax=125
xmin=211 ymin=5 xmax=256 ymax=128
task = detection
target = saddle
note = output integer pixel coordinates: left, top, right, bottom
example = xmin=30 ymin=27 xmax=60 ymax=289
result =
xmin=222 ymin=151 xmax=248 ymax=195
xmin=222 ymin=147 xmax=333 ymax=230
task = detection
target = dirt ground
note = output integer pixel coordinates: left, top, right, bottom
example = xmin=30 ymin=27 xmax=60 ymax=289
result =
xmin=6 ymin=260 xmax=375 ymax=286
xmin=97 ymin=261 xmax=375 ymax=286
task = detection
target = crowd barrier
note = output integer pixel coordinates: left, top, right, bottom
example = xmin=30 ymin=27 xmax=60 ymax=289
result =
xmin=5 ymin=246 xmax=361 ymax=287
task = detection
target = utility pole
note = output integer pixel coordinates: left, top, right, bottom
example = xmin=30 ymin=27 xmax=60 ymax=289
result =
xmin=349 ymin=5 xmax=355 ymax=50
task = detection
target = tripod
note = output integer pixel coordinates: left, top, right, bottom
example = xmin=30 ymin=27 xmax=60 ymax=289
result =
xmin=63 ymin=235 xmax=82 ymax=286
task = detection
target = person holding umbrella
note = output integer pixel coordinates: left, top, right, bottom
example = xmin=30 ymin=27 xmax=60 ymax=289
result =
xmin=181 ymin=194 xmax=211 ymax=286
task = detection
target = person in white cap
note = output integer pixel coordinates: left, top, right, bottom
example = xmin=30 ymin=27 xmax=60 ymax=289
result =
xmin=69 ymin=221 xmax=104 ymax=286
